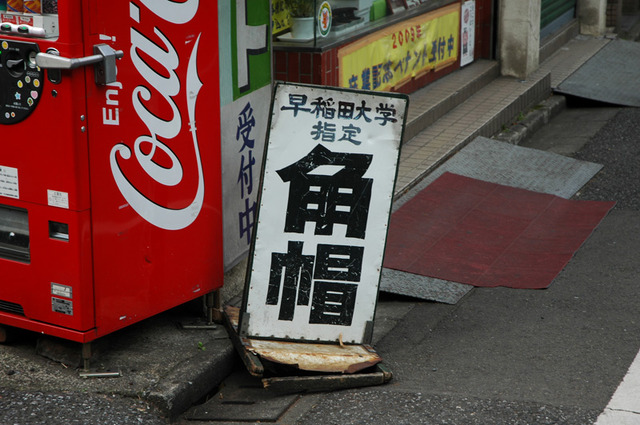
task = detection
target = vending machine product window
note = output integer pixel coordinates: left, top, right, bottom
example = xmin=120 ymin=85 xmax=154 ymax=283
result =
xmin=0 ymin=204 xmax=29 ymax=263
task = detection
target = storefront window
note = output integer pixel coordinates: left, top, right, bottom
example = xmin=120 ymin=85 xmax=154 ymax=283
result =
xmin=272 ymin=0 xmax=470 ymax=94
xmin=273 ymin=0 xmax=459 ymax=47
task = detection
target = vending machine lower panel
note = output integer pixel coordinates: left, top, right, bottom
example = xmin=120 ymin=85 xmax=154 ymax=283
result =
xmin=0 ymin=200 xmax=96 ymax=341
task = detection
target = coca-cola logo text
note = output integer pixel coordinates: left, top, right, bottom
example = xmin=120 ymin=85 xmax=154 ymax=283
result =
xmin=109 ymin=0 xmax=204 ymax=230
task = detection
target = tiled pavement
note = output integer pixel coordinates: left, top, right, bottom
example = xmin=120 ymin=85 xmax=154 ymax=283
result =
xmin=396 ymin=33 xmax=611 ymax=197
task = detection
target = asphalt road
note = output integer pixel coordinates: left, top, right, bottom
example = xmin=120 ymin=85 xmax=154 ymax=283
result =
xmin=0 ymin=388 xmax=166 ymax=425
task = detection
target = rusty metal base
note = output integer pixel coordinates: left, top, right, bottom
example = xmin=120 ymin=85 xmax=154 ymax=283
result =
xmin=224 ymin=306 xmax=392 ymax=393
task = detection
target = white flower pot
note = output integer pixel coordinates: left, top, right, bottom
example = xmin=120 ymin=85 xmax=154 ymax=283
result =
xmin=291 ymin=17 xmax=314 ymax=39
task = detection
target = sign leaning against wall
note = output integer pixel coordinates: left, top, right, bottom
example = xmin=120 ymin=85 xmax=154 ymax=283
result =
xmin=239 ymin=83 xmax=409 ymax=344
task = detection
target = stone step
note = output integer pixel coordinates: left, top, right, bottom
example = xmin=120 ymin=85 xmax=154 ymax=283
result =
xmin=397 ymin=68 xmax=552 ymax=197
xmin=405 ymin=59 xmax=500 ymax=142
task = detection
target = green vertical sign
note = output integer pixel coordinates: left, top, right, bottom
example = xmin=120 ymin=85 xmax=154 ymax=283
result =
xmin=231 ymin=0 xmax=271 ymax=100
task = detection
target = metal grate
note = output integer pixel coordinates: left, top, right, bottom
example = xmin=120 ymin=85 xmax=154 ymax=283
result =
xmin=0 ymin=300 xmax=25 ymax=316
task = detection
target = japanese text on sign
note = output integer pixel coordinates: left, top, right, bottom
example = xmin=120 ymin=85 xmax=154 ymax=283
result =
xmin=220 ymin=0 xmax=270 ymax=269
xmin=236 ymin=102 xmax=258 ymax=246
xmin=241 ymin=83 xmax=407 ymax=344
xmin=338 ymin=3 xmax=460 ymax=92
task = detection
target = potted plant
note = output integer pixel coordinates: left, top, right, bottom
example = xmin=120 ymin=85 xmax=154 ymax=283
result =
xmin=287 ymin=0 xmax=316 ymax=39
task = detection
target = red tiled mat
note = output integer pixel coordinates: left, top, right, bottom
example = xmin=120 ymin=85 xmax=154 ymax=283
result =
xmin=384 ymin=173 xmax=615 ymax=289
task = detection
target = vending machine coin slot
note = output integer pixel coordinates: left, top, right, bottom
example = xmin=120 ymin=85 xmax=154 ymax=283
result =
xmin=6 ymin=51 xmax=25 ymax=77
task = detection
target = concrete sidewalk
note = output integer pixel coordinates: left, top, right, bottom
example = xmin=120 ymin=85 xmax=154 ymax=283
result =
xmin=0 ymin=28 xmax=615 ymax=422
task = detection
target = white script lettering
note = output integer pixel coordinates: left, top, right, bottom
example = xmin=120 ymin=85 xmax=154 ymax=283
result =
xmin=110 ymin=1 xmax=205 ymax=230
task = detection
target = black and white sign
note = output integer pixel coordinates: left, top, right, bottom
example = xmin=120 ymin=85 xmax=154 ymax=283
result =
xmin=240 ymin=83 xmax=408 ymax=344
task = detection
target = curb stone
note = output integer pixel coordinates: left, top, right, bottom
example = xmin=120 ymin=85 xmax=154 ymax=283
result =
xmin=494 ymin=95 xmax=567 ymax=145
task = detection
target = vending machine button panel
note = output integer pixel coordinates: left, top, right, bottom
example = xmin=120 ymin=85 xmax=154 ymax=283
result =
xmin=0 ymin=13 xmax=58 ymax=38
xmin=0 ymin=39 xmax=43 ymax=124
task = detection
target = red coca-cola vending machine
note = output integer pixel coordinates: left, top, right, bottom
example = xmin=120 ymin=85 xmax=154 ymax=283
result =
xmin=0 ymin=0 xmax=224 ymax=343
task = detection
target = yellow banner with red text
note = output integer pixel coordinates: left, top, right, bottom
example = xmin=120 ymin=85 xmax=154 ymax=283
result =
xmin=338 ymin=3 xmax=460 ymax=92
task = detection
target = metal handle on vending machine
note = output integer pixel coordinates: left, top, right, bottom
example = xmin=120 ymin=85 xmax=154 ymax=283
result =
xmin=35 ymin=44 xmax=123 ymax=85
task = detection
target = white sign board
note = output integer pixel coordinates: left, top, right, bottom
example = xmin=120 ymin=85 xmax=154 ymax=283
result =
xmin=240 ymin=83 xmax=408 ymax=344
xmin=219 ymin=0 xmax=271 ymax=271
xmin=461 ymin=0 xmax=476 ymax=67
xmin=221 ymin=87 xmax=270 ymax=269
